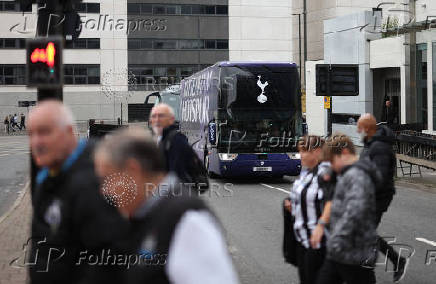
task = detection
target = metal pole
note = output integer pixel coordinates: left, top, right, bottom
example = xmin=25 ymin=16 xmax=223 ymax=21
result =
xmin=298 ymin=14 xmax=302 ymax=81
xmin=292 ymin=13 xmax=303 ymax=81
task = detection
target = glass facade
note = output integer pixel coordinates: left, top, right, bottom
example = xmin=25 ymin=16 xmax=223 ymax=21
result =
xmin=128 ymin=4 xmax=228 ymax=16
xmin=128 ymin=65 xmax=209 ymax=90
xmin=128 ymin=39 xmax=228 ymax=50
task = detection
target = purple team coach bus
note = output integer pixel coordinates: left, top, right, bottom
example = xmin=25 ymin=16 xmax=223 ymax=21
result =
xmin=179 ymin=61 xmax=303 ymax=178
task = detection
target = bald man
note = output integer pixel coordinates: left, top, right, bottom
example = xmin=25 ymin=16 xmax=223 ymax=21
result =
xmin=27 ymin=101 xmax=129 ymax=284
xmin=357 ymin=114 xmax=407 ymax=282
xmin=150 ymin=104 xmax=206 ymax=189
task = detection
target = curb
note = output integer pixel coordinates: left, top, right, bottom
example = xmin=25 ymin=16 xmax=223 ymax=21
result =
xmin=0 ymin=181 xmax=30 ymax=226
xmin=395 ymin=180 xmax=436 ymax=194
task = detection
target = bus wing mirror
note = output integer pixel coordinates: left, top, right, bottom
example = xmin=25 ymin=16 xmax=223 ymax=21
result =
xmin=145 ymin=93 xmax=161 ymax=105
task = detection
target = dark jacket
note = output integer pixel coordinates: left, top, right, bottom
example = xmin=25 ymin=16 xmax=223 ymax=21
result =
xmin=327 ymin=158 xmax=380 ymax=266
xmin=125 ymin=177 xmax=214 ymax=284
xmin=360 ymin=125 xmax=396 ymax=211
xmin=30 ymin=139 xmax=129 ymax=284
xmin=159 ymin=124 xmax=195 ymax=183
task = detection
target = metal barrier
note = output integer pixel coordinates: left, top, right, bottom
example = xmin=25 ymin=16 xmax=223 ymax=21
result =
xmin=394 ymin=130 xmax=436 ymax=177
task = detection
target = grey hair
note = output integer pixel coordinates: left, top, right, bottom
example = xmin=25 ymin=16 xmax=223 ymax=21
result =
xmin=57 ymin=103 xmax=76 ymax=129
xmin=29 ymin=100 xmax=77 ymax=131
xmin=95 ymin=127 xmax=166 ymax=173
xmin=151 ymin=103 xmax=175 ymax=118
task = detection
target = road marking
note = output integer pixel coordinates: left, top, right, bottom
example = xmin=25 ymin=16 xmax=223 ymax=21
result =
xmin=260 ymin=183 xmax=290 ymax=194
xmin=416 ymin=237 xmax=436 ymax=247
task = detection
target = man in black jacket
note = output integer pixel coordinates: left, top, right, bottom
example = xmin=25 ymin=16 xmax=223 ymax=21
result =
xmin=358 ymin=114 xmax=407 ymax=282
xmin=150 ymin=103 xmax=196 ymax=183
xmin=27 ymin=100 xmax=129 ymax=284
xmin=93 ymin=127 xmax=238 ymax=284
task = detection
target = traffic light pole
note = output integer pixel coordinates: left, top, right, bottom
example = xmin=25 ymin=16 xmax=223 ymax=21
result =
xmin=36 ymin=0 xmax=65 ymax=101
xmin=30 ymin=0 xmax=67 ymax=192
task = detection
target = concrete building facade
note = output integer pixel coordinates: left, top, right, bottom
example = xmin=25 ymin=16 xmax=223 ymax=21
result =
xmin=304 ymin=0 xmax=436 ymax=141
xmin=0 ymin=0 xmax=295 ymax=123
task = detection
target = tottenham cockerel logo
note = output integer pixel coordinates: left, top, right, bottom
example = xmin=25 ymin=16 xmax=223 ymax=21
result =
xmin=257 ymin=75 xmax=269 ymax=104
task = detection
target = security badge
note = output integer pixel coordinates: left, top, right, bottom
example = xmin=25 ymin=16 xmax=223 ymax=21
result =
xmin=44 ymin=199 xmax=62 ymax=233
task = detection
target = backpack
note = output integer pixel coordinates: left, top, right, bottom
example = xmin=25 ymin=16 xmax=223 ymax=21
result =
xmin=163 ymin=130 xmax=209 ymax=192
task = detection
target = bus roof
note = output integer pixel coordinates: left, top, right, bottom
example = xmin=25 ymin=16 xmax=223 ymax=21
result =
xmin=214 ymin=61 xmax=297 ymax=68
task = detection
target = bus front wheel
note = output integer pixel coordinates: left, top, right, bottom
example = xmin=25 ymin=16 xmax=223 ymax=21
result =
xmin=205 ymin=155 xmax=219 ymax=178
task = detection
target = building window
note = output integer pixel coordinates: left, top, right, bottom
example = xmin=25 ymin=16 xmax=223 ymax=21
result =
xmin=0 ymin=1 xmax=31 ymax=12
xmin=216 ymin=6 xmax=228 ymax=15
xmin=153 ymin=40 xmax=177 ymax=49
xmin=65 ymin=38 xmax=100 ymax=49
xmin=128 ymin=65 xmax=209 ymax=90
xmin=64 ymin=65 xmax=100 ymax=85
xmin=127 ymin=4 xmax=228 ymax=16
xmin=75 ymin=3 xmax=100 ymax=14
xmin=216 ymin=40 xmax=229 ymax=49
xmin=0 ymin=38 xmax=26 ymax=49
xmin=128 ymin=3 xmax=140 ymax=14
xmin=0 ymin=65 xmax=25 ymax=85
xmin=128 ymin=39 xmax=228 ymax=50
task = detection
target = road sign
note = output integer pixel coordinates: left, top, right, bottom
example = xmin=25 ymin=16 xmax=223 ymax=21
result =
xmin=26 ymin=37 xmax=63 ymax=88
xmin=324 ymin=96 xmax=331 ymax=109
xmin=316 ymin=64 xmax=359 ymax=96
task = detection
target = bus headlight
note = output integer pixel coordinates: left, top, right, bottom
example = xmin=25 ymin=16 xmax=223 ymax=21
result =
xmin=218 ymin=153 xmax=238 ymax=161
xmin=287 ymin=153 xmax=301 ymax=160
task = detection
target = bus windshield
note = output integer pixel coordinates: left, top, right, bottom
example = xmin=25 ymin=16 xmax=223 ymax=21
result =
xmin=218 ymin=65 xmax=302 ymax=153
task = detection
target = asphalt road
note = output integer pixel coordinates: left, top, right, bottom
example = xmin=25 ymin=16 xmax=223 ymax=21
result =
xmin=0 ymin=136 xmax=29 ymax=218
xmin=203 ymin=177 xmax=436 ymax=284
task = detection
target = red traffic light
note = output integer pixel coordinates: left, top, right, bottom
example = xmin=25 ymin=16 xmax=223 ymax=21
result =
xmin=26 ymin=37 xmax=63 ymax=88
xmin=30 ymin=42 xmax=56 ymax=68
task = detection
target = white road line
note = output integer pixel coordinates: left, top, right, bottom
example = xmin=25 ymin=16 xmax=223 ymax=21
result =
xmin=416 ymin=238 xmax=436 ymax=247
xmin=260 ymin=183 xmax=290 ymax=194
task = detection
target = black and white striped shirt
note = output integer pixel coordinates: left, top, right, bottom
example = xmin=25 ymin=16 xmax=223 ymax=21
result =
xmin=289 ymin=162 xmax=330 ymax=249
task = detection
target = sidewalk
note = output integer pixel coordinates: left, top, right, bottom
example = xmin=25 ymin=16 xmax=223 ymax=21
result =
xmin=395 ymin=166 xmax=436 ymax=193
xmin=0 ymin=185 xmax=31 ymax=284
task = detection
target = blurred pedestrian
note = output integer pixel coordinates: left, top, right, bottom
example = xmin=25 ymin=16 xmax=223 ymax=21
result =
xmin=94 ymin=127 xmax=239 ymax=284
xmin=27 ymin=100 xmax=129 ymax=284
xmin=384 ymin=100 xmax=397 ymax=125
xmin=20 ymin=113 xmax=26 ymax=130
xmin=317 ymin=134 xmax=379 ymax=284
xmin=358 ymin=113 xmax=407 ymax=282
xmin=3 ymin=115 xmax=9 ymax=134
xmin=150 ymin=103 xmax=208 ymax=191
xmin=9 ymin=114 xmax=15 ymax=132
xmin=284 ymin=135 xmax=332 ymax=284
xmin=12 ymin=113 xmax=19 ymax=129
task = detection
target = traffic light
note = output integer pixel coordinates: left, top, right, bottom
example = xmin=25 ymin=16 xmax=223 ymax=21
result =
xmin=26 ymin=37 xmax=63 ymax=88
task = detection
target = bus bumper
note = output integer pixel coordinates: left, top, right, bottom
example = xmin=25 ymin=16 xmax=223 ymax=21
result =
xmin=216 ymin=153 xmax=301 ymax=178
